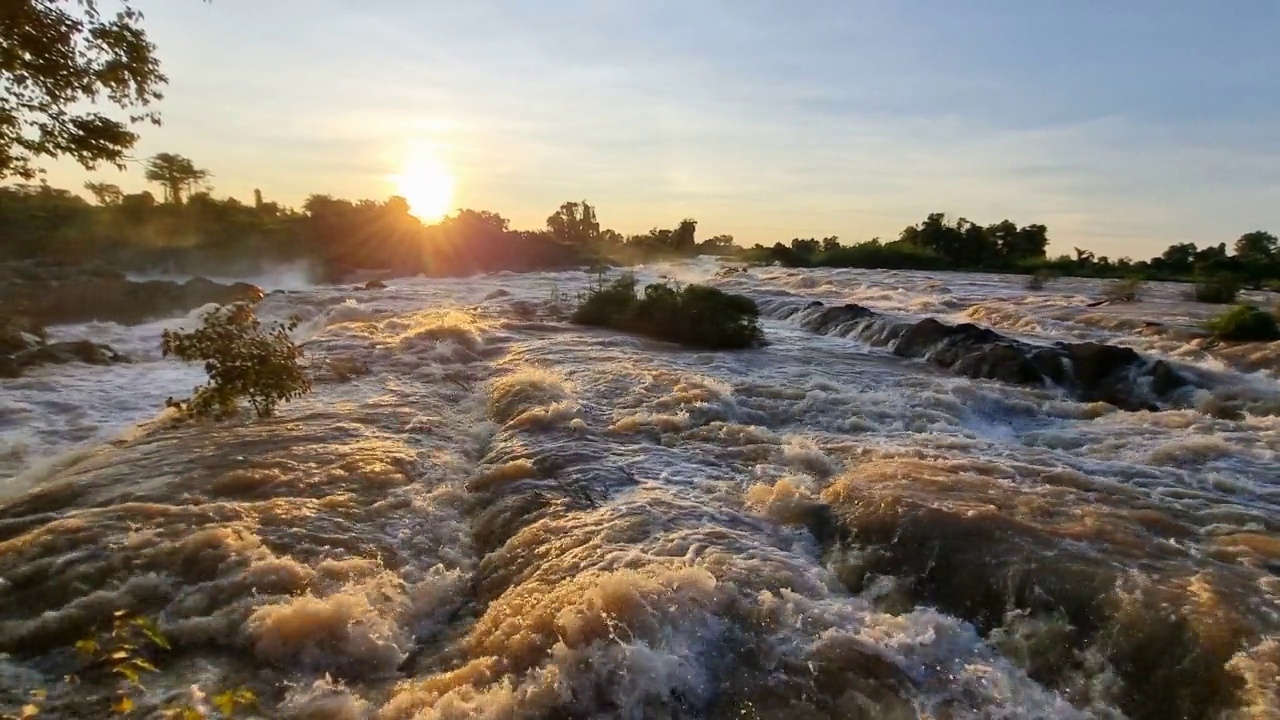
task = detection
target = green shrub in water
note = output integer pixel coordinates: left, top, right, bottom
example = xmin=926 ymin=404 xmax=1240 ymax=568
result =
xmin=1102 ymin=277 xmax=1145 ymax=303
xmin=162 ymin=303 xmax=311 ymax=419
xmin=1205 ymin=305 xmax=1280 ymax=342
xmin=572 ymin=274 xmax=764 ymax=349
xmin=1192 ymin=276 xmax=1240 ymax=304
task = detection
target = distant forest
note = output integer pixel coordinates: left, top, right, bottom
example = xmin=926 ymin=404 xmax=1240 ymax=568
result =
xmin=2 ymin=153 xmax=1277 ymax=288
xmin=0 ymin=155 xmax=736 ymax=280
xmin=749 ymin=214 xmax=1280 ymax=289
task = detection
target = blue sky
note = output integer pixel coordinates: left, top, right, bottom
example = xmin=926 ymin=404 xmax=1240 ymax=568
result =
xmin=42 ymin=0 xmax=1280 ymax=257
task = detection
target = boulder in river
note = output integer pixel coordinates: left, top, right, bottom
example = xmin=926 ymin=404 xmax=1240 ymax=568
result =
xmin=894 ymin=319 xmax=1043 ymax=385
xmin=806 ymin=303 xmax=877 ymax=335
xmin=0 ymin=335 xmax=128 ymax=378
xmin=786 ymin=300 xmax=1194 ymax=411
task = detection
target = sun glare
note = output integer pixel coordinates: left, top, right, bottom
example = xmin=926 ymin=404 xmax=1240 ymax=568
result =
xmin=394 ymin=151 xmax=456 ymax=221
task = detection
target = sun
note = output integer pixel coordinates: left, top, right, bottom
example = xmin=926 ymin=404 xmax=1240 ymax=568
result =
xmin=394 ymin=151 xmax=456 ymax=221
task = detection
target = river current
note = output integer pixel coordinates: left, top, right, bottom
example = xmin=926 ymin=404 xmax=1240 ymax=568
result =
xmin=1 ymin=260 xmax=1277 ymax=719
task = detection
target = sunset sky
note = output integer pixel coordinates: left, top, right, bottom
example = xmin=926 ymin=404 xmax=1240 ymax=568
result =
xmin=40 ymin=0 xmax=1280 ymax=258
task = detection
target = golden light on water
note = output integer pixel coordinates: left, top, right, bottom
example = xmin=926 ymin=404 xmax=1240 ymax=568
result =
xmin=394 ymin=147 xmax=456 ymax=221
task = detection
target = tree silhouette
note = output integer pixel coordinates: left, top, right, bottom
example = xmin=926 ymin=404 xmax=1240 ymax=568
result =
xmin=1234 ymin=231 xmax=1277 ymax=263
xmin=84 ymin=181 xmax=124 ymax=206
xmin=145 ymin=153 xmax=210 ymax=205
xmin=790 ymin=238 xmax=820 ymax=256
xmin=700 ymin=234 xmax=737 ymax=253
xmin=0 ymin=1 xmax=198 ymax=179
xmin=547 ymin=201 xmax=600 ymax=247
xmin=673 ymin=219 xmax=698 ymax=253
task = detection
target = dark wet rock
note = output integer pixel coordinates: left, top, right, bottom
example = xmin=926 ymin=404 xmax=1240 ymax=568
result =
xmin=788 ymin=299 xmax=1194 ymax=411
xmin=1062 ymin=342 xmax=1142 ymax=388
xmin=363 ymin=279 xmax=387 ymax=290
xmin=802 ymin=303 xmax=877 ymax=335
xmin=1149 ymin=360 xmax=1187 ymax=397
xmin=28 ymin=340 xmax=125 ymax=366
xmin=484 ymin=289 xmax=512 ymax=300
xmin=895 ymin=320 xmax=1044 ymax=384
xmin=793 ymin=501 xmax=845 ymax=546
xmin=0 ymin=261 xmax=263 ymax=326
xmin=0 ymin=337 xmax=128 ymax=378
xmin=0 ymin=319 xmax=42 ymax=356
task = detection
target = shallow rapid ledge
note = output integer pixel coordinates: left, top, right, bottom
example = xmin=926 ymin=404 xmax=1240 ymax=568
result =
xmin=781 ymin=300 xmax=1194 ymax=411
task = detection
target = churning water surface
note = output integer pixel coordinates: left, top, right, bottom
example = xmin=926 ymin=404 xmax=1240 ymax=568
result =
xmin=0 ymin=260 xmax=1277 ymax=719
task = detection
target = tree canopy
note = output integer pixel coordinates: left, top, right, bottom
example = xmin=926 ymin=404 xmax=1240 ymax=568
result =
xmin=144 ymin=153 xmax=210 ymax=205
xmin=747 ymin=213 xmax=1280 ymax=289
xmin=1 ymin=0 xmax=179 ymax=180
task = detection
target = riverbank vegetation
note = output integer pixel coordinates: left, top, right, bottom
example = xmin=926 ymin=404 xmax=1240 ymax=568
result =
xmin=0 ymin=175 xmax=735 ymax=281
xmin=745 ymin=213 xmax=1280 ymax=292
xmin=2 ymin=173 xmax=1278 ymax=293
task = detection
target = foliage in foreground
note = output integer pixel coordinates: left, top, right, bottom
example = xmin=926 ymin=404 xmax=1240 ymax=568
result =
xmin=2 ymin=0 xmax=169 ymax=180
xmin=1205 ymin=305 xmax=1280 ymax=343
xmin=1 ymin=611 xmax=256 ymax=719
xmin=572 ymin=275 xmax=764 ymax=349
xmin=161 ymin=303 xmax=311 ymax=419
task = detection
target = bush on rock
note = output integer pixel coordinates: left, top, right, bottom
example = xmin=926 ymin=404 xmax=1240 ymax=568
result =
xmin=572 ymin=275 xmax=764 ymax=349
xmin=1205 ymin=305 xmax=1280 ymax=343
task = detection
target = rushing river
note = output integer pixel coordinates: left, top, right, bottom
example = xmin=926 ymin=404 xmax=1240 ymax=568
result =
xmin=1 ymin=260 xmax=1277 ymax=719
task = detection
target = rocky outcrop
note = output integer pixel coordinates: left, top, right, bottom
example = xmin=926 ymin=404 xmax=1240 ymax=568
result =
xmin=893 ymin=319 xmax=1046 ymax=385
xmin=0 ymin=261 xmax=264 ymax=326
xmin=0 ymin=332 xmax=128 ymax=378
xmin=788 ymin=301 xmax=1194 ymax=411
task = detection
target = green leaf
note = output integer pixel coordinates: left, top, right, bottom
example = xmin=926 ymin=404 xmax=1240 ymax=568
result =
xmin=140 ymin=625 xmax=170 ymax=650
xmin=112 ymin=696 xmax=133 ymax=714
xmin=213 ymin=691 xmax=235 ymax=716
xmin=128 ymin=658 xmax=158 ymax=673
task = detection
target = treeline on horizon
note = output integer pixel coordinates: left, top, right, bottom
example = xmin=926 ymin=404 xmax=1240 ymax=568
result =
xmin=1 ymin=154 xmax=1278 ymax=289
xmin=750 ymin=212 xmax=1280 ymax=289
xmin=0 ymin=154 xmax=736 ymax=280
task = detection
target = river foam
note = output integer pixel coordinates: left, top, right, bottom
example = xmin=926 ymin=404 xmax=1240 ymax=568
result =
xmin=0 ymin=261 xmax=1277 ymax=718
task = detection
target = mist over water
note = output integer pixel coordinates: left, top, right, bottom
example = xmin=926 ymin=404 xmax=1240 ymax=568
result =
xmin=1 ymin=261 xmax=1278 ymax=718
xmin=124 ymin=259 xmax=322 ymax=292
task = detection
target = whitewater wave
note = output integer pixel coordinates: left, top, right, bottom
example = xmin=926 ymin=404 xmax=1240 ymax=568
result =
xmin=1 ymin=262 xmax=1277 ymax=718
